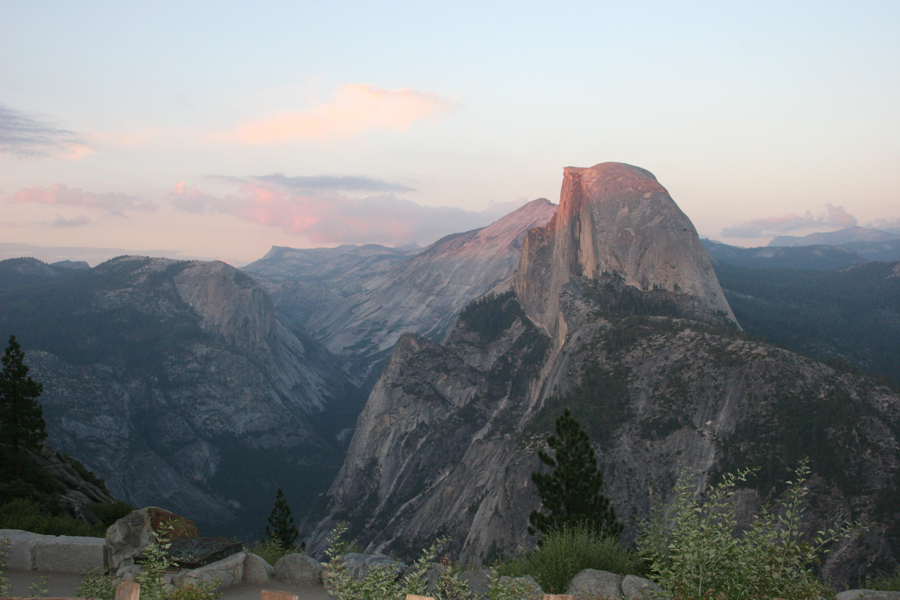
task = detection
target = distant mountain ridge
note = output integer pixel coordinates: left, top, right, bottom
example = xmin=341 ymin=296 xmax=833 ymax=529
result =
xmin=769 ymin=226 xmax=899 ymax=247
xmin=245 ymin=198 xmax=557 ymax=383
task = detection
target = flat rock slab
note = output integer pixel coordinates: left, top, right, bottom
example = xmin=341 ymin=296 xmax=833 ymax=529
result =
xmin=166 ymin=537 xmax=244 ymax=569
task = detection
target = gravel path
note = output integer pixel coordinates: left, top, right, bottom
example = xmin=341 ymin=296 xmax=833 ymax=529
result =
xmin=3 ymin=570 xmax=332 ymax=600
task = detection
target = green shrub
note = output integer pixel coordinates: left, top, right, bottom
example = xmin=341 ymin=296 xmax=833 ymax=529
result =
xmin=638 ymin=461 xmax=854 ymax=600
xmin=168 ymin=580 xmax=222 ymax=600
xmin=248 ymin=537 xmax=294 ymax=566
xmin=77 ymin=567 xmax=117 ymax=600
xmin=493 ymin=524 xmax=644 ymax=593
xmin=88 ymin=501 xmax=134 ymax=528
xmin=324 ymin=523 xmax=471 ymax=600
xmin=865 ymin=566 xmax=900 ymax=591
xmin=0 ymin=498 xmax=98 ymax=536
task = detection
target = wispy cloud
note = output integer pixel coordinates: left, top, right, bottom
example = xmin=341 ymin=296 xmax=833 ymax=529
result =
xmin=11 ymin=184 xmax=157 ymax=214
xmin=868 ymin=217 xmax=900 ymax=236
xmin=247 ymin=173 xmax=415 ymax=194
xmin=52 ymin=215 xmax=91 ymax=227
xmin=0 ymin=105 xmax=91 ymax=159
xmin=171 ymin=176 xmax=524 ymax=246
xmin=231 ymin=84 xmax=458 ymax=144
xmin=722 ymin=204 xmax=857 ymax=238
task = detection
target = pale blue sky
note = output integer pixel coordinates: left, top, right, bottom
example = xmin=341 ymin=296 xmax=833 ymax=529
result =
xmin=2 ymin=1 xmax=898 ymax=265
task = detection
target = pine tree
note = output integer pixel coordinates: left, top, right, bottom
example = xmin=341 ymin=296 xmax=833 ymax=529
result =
xmin=528 ymin=408 xmax=622 ymax=538
xmin=265 ymin=488 xmax=299 ymax=550
xmin=0 ymin=336 xmax=47 ymax=469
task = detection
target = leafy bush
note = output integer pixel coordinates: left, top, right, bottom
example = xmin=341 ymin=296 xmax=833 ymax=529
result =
xmin=89 ymin=501 xmax=135 ymax=529
xmin=324 ymin=523 xmax=471 ymax=600
xmin=0 ymin=498 xmax=98 ymax=536
xmin=77 ymin=567 xmax=117 ymax=600
xmin=865 ymin=566 xmax=900 ymax=591
xmin=248 ymin=537 xmax=294 ymax=567
xmin=493 ymin=524 xmax=644 ymax=593
xmin=168 ymin=580 xmax=222 ymax=600
xmin=638 ymin=461 xmax=853 ymax=600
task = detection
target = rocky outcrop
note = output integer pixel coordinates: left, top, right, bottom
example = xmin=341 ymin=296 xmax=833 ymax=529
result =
xmin=314 ymin=164 xmax=900 ymax=590
xmin=515 ymin=163 xmax=735 ymax=337
xmin=20 ymin=443 xmax=117 ymax=525
xmin=105 ymin=507 xmax=199 ymax=572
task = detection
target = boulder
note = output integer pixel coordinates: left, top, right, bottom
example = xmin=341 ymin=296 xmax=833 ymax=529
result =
xmin=105 ymin=507 xmax=199 ymax=571
xmin=459 ymin=569 xmax=491 ymax=600
xmin=243 ymin=552 xmax=275 ymax=584
xmin=566 ymin=569 xmax=623 ymax=598
xmin=622 ymin=574 xmax=667 ymax=599
xmin=175 ymin=552 xmax=246 ymax=588
xmin=343 ymin=552 xmax=406 ymax=581
xmin=835 ymin=591 xmax=900 ymax=600
xmin=167 ymin=536 xmax=243 ymax=568
xmin=274 ymin=553 xmax=324 ymax=585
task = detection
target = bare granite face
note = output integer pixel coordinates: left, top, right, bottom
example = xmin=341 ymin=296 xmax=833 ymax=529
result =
xmin=515 ymin=162 xmax=736 ymax=337
xmin=313 ymin=163 xmax=900 ymax=590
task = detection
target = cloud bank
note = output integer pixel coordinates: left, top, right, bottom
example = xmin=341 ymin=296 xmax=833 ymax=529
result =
xmin=0 ymin=105 xmax=91 ymax=159
xmin=11 ymin=184 xmax=157 ymax=214
xmin=171 ymin=174 xmax=526 ymax=245
xmin=868 ymin=217 xmax=900 ymax=236
xmin=233 ymin=84 xmax=458 ymax=144
xmin=722 ymin=204 xmax=857 ymax=238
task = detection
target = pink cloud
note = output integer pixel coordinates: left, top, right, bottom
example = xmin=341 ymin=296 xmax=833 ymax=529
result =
xmin=11 ymin=184 xmax=156 ymax=214
xmin=722 ymin=204 xmax=857 ymax=238
xmin=173 ymin=178 xmax=523 ymax=246
xmin=233 ymin=84 xmax=458 ymax=144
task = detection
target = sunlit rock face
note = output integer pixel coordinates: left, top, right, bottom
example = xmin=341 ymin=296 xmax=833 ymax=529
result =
xmin=313 ymin=163 xmax=899 ymax=591
xmin=515 ymin=162 xmax=736 ymax=337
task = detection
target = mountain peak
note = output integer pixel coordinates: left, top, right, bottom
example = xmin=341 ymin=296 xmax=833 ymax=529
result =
xmin=515 ymin=162 xmax=736 ymax=335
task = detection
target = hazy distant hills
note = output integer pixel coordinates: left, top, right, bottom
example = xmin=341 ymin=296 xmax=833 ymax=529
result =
xmin=769 ymin=225 xmax=900 ymax=247
xmin=0 ymin=257 xmax=90 ymax=290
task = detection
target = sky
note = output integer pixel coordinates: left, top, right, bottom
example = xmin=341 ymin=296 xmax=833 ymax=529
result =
xmin=2 ymin=1 xmax=899 ymax=266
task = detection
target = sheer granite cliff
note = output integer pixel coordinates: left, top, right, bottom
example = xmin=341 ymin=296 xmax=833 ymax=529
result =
xmin=0 ymin=256 xmax=359 ymax=536
xmin=314 ymin=164 xmax=900 ymax=588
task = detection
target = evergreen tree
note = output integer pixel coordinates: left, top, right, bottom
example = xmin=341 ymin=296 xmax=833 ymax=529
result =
xmin=0 ymin=336 xmax=47 ymax=468
xmin=265 ymin=488 xmax=299 ymax=550
xmin=529 ymin=408 xmax=622 ymax=538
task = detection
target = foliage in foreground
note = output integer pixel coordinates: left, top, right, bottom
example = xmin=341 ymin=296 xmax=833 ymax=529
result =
xmin=865 ymin=566 xmax=900 ymax=591
xmin=638 ymin=461 xmax=854 ymax=600
xmin=324 ymin=522 xmax=472 ymax=600
xmin=77 ymin=520 xmax=220 ymax=600
xmin=493 ymin=523 xmax=644 ymax=593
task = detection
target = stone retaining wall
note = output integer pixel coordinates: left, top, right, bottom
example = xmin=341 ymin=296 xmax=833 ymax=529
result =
xmin=0 ymin=530 xmax=105 ymax=574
